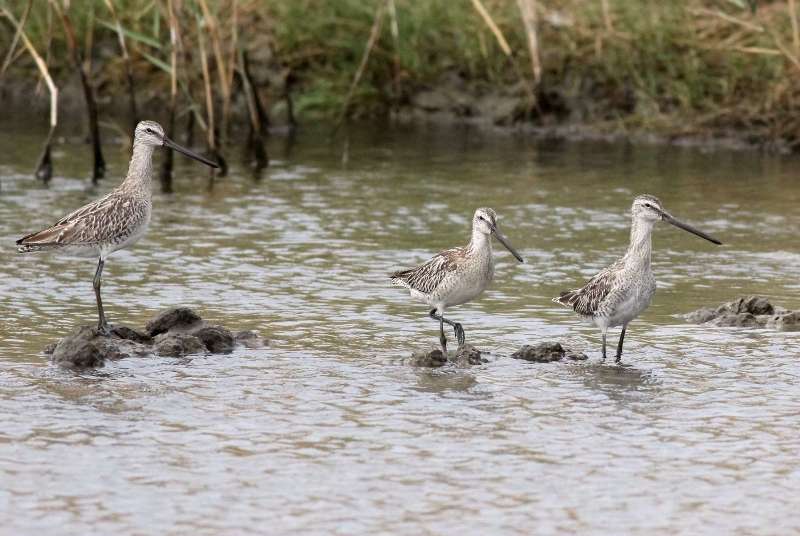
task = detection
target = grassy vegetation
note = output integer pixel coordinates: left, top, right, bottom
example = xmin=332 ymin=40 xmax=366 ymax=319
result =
xmin=2 ymin=1 xmax=800 ymax=147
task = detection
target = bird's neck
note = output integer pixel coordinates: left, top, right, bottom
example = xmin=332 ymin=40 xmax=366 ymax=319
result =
xmin=467 ymin=229 xmax=492 ymax=256
xmin=120 ymin=143 xmax=155 ymax=195
xmin=624 ymin=217 xmax=653 ymax=268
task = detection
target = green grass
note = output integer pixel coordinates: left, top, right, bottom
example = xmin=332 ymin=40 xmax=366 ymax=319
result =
xmin=2 ymin=0 xmax=798 ymax=142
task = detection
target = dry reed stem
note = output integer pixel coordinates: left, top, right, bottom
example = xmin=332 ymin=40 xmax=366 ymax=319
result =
xmin=601 ymin=0 xmax=613 ymax=33
xmin=1 ymin=5 xmax=58 ymax=180
xmin=103 ymin=0 xmax=139 ymax=130
xmin=789 ymin=0 xmax=800 ymax=56
xmin=50 ymin=0 xmax=104 ymax=180
xmin=334 ymin=0 xmax=386 ymax=131
xmin=197 ymin=0 xmax=231 ymax=143
xmin=516 ymin=0 xmax=541 ymax=85
xmin=197 ymin=16 xmax=215 ymax=152
xmin=160 ymin=0 xmax=181 ymax=191
xmin=470 ymin=0 xmax=512 ymax=56
xmin=0 ymin=0 xmax=32 ymax=81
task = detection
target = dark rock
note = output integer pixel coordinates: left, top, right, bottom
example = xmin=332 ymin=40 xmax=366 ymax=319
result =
xmin=685 ymin=296 xmax=800 ymax=330
xmin=452 ymin=344 xmax=486 ymax=365
xmin=43 ymin=342 xmax=57 ymax=355
xmin=145 ymin=307 xmax=203 ymax=336
xmin=94 ymin=337 xmax=152 ymax=361
xmin=192 ymin=325 xmax=235 ymax=354
xmin=410 ymin=348 xmax=448 ymax=368
xmin=111 ymin=325 xmax=153 ymax=345
xmin=710 ymin=312 xmax=764 ymax=328
xmin=50 ymin=326 xmax=106 ymax=369
xmin=153 ymin=333 xmax=206 ymax=357
xmin=512 ymin=342 xmax=566 ymax=363
xmin=766 ymin=311 xmax=800 ymax=331
xmin=234 ymin=330 xmax=269 ymax=349
xmin=510 ymin=343 xmax=586 ymax=362
xmin=684 ymin=307 xmax=718 ymax=324
xmin=43 ymin=308 xmax=266 ymax=368
xmin=566 ymin=350 xmax=589 ymax=361
xmin=731 ymin=296 xmax=774 ymax=316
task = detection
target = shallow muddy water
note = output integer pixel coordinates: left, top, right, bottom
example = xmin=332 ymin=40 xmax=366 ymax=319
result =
xmin=1 ymin=121 xmax=799 ymax=535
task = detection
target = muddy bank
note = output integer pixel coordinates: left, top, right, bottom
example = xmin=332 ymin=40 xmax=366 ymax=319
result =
xmin=395 ymin=70 xmax=787 ymax=153
xmin=45 ymin=307 xmax=267 ymax=369
xmin=685 ymin=296 xmax=800 ymax=330
xmin=1 ymin=63 xmax=788 ymax=154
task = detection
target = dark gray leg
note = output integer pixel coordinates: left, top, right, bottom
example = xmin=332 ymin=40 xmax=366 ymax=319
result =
xmin=430 ymin=309 xmax=447 ymax=355
xmin=601 ymin=331 xmax=607 ymax=360
xmin=615 ymin=326 xmax=627 ymax=363
xmin=93 ymin=258 xmax=110 ymax=335
xmin=430 ymin=309 xmax=465 ymax=349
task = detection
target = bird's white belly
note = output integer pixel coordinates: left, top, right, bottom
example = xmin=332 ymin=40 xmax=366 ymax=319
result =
xmin=606 ymin=282 xmax=655 ymax=328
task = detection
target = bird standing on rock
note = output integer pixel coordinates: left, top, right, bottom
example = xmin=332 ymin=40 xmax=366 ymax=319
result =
xmin=391 ymin=208 xmax=524 ymax=355
xmin=553 ymin=194 xmax=722 ymax=363
xmin=16 ymin=120 xmax=218 ymax=334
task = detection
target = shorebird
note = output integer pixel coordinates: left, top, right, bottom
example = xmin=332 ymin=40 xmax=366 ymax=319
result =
xmin=16 ymin=120 xmax=218 ymax=334
xmin=391 ymin=208 xmax=524 ymax=354
xmin=553 ymin=194 xmax=721 ymax=363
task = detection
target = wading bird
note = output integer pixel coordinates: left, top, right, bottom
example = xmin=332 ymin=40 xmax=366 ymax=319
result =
xmin=16 ymin=120 xmax=218 ymax=334
xmin=553 ymin=194 xmax=721 ymax=363
xmin=391 ymin=208 xmax=524 ymax=355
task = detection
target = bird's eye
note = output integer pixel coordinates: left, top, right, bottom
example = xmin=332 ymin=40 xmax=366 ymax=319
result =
xmin=146 ymin=128 xmax=154 ymax=134
xmin=644 ymin=203 xmax=652 ymax=208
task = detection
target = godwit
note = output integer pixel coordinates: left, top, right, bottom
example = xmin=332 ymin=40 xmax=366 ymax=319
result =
xmin=553 ymin=194 xmax=721 ymax=363
xmin=391 ymin=208 xmax=524 ymax=354
xmin=16 ymin=120 xmax=218 ymax=334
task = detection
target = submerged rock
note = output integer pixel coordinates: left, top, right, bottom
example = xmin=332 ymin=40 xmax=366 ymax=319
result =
xmin=410 ymin=348 xmax=448 ymax=368
xmin=192 ymin=325 xmax=235 ymax=354
xmin=409 ymin=344 xmax=485 ymax=367
xmin=145 ymin=307 xmax=203 ymax=336
xmin=234 ymin=330 xmax=269 ymax=349
xmin=511 ymin=342 xmax=588 ymax=363
xmin=685 ymin=296 xmax=800 ymax=331
xmin=153 ymin=333 xmax=206 ymax=357
xmin=45 ymin=307 xmax=267 ymax=369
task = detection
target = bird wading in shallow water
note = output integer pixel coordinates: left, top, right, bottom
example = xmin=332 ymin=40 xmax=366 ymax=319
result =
xmin=16 ymin=120 xmax=218 ymax=334
xmin=553 ymin=194 xmax=722 ymax=363
xmin=391 ymin=208 xmax=524 ymax=355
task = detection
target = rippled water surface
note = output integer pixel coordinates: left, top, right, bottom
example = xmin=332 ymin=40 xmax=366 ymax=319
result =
xmin=1 ymin=121 xmax=799 ymax=535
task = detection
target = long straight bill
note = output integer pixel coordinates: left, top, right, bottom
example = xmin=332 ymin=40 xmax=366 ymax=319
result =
xmin=491 ymin=226 xmax=524 ymax=262
xmin=662 ymin=213 xmax=722 ymax=245
xmin=163 ymin=136 xmax=219 ymax=168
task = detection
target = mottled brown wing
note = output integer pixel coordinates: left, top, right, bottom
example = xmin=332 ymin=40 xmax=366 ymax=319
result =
xmin=390 ymin=247 xmax=462 ymax=294
xmin=554 ymin=260 xmax=622 ymax=316
xmin=17 ymin=194 xmax=143 ymax=248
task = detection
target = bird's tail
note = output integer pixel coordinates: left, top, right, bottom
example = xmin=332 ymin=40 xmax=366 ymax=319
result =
xmin=389 ymin=269 xmax=411 ymax=288
xmin=552 ymin=291 xmax=577 ymax=308
xmin=16 ymin=231 xmax=59 ymax=253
